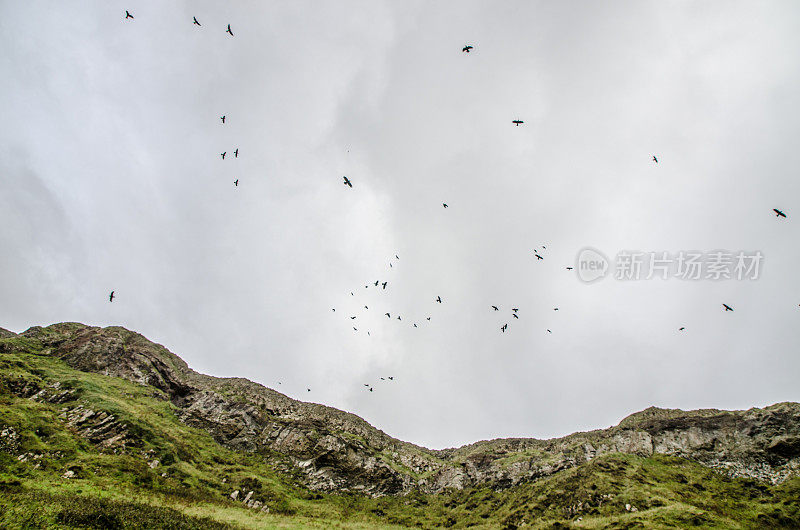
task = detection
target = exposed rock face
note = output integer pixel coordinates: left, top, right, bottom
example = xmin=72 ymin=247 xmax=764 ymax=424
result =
xmin=3 ymin=323 xmax=799 ymax=495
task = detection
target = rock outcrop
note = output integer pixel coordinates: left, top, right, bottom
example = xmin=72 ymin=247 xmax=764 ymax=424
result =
xmin=3 ymin=323 xmax=799 ymax=495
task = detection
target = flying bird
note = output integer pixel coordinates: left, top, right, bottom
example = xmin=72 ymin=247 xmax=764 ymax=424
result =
xmin=374 ymin=280 xmax=379 ymax=286
xmin=501 ymin=324 xmax=508 ymax=332
xmin=343 ymin=176 xmax=352 ymax=188
xmin=221 ymin=152 xmax=226 ymax=159
xmin=234 ymin=179 xmax=238 ymax=187
xmin=426 ymin=317 xmax=431 ymax=321
xmin=566 ymin=267 xmax=573 ymax=270
xmin=350 ymin=316 xmax=356 ymax=320
xmin=109 ymin=291 xmax=115 ymax=302
xmin=226 ymin=24 xmax=234 ymax=36
xmin=332 ymin=308 xmax=335 ymax=312
xmin=388 ymin=376 xmax=394 ymax=381
xmin=512 ymin=308 xmax=518 ymax=312
xmin=234 ymin=148 xmax=238 ymax=158
xmin=220 ymin=115 xmax=226 ymax=123
xmin=554 ymin=308 xmax=559 ymax=311
xmin=462 ymin=45 xmax=473 ymax=53
xmin=125 ymin=10 xmax=134 ymax=19
xmin=679 ymin=327 xmax=685 ymax=331
xmin=193 ymin=16 xmax=201 ymax=26
xmin=436 ymin=296 xmax=442 ymax=303
xmin=395 ymin=255 xmax=399 ymax=259
xmin=307 ymin=388 xmax=311 ymax=392
xmin=382 ymin=281 xmax=387 ymax=289
xmin=442 ymin=203 xmax=448 ymax=208
xmin=385 ymin=313 xmax=391 ymax=318
xmin=534 ymin=253 xmax=543 ymax=260
xmin=380 ymin=377 xmax=385 ymax=380
xmin=512 ymin=120 xmax=524 ymax=126
xmin=364 ymin=305 xmax=368 ymax=309
xmin=491 ymin=306 xmax=499 ymax=311
xmin=512 ymin=314 xmax=518 ymax=319
xmin=369 ymin=387 xmax=373 ymax=392
xmin=723 ymin=304 xmax=734 ymax=311
xmin=773 ymin=208 xmax=787 ymax=218
xmin=652 ymin=155 xmax=658 ymax=163
xmin=397 ymin=316 xmax=401 ymax=320
xmin=413 ymin=323 xmax=417 ymax=328
xmin=547 ymin=329 xmax=552 ymax=333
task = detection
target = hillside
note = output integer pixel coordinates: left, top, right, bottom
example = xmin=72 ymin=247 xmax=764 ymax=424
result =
xmin=1 ymin=323 xmax=799 ymax=528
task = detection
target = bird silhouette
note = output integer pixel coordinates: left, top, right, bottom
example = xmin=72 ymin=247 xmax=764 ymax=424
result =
xmin=374 ymin=280 xmax=379 ymax=286
xmin=193 ymin=16 xmax=201 ymax=26
xmin=774 ymin=208 xmax=787 ymax=218
xmin=395 ymin=255 xmax=399 ymax=259
xmin=385 ymin=313 xmax=391 ymax=318
xmin=332 ymin=308 xmax=335 ymax=312
xmin=221 ymin=152 xmax=226 ymax=159
xmin=397 ymin=316 xmax=401 ymax=320
xmin=220 ymin=115 xmax=226 ymax=123
xmin=652 ymin=155 xmax=658 ymax=163
xmin=413 ymin=323 xmax=417 ymax=328
xmin=234 ymin=179 xmax=238 ymax=187
xmin=307 ymin=388 xmax=311 ymax=392
xmin=566 ymin=267 xmax=573 ymax=270
xmin=109 ymin=291 xmax=115 ymax=302
xmin=512 ymin=308 xmax=518 ymax=312
xmin=501 ymin=324 xmax=508 ymax=332
xmin=382 ymin=282 xmax=387 ymax=289
xmin=364 ymin=305 xmax=368 ymax=309
xmin=512 ymin=314 xmax=519 ymax=319
xmin=534 ymin=253 xmax=543 ymax=260
xmin=388 ymin=376 xmax=394 ymax=380
xmin=426 ymin=317 xmax=431 ymax=321
xmin=679 ymin=327 xmax=685 ymax=331
xmin=350 ymin=316 xmax=356 ymax=320
xmin=547 ymin=329 xmax=552 ymax=333
xmin=491 ymin=305 xmax=499 ymax=311
xmin=343 ymin=176 xmax=352 ymax=188
xmin=462 ymin=45 xmax=473 ymax=53
xmin=234 ymin=148 xmax=238 ymax=158
xmin=226 ymin=24 xmax=234 ymax=36
xmin=512 ymin=120 xmax=524 ymax=126
xmin=554 ymin=308 xmax=559 ymax=311
xmin=436 ymin=296 xmax=442 ymax=303
xmin=380 ymin=377 xmax=385 ymax=380
xmin=723 ymin=304 xmax=734 ymax=311
xmin=364 ymin=384 xmax=370 ymax=387
xmin=369 ymin=387 xmax=373 ymax=392
xmin=125 ymin=10 xmax=134 ymax=19
xmin=442 ymin=203 xmax=448 ymax=208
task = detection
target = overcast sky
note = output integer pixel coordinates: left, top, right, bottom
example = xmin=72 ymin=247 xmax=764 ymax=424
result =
xmin=2 ymin=1 xmax=799 ymax=450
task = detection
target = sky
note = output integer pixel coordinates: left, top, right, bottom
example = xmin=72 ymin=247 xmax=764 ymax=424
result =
xmin=1 ymin=1 xmax=799 ymax=450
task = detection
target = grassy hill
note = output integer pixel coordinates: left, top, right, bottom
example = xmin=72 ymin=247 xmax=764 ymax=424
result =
xmin=1 ymin=325 xmax=798 ymax=528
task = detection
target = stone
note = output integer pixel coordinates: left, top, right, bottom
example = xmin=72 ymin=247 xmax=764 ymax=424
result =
xmin=148 ymin=459 xmax=159 ymax=469
xmin=230 ymin=490 xmax=239 ymax=501
xmin=242 ymin=491 xmax=253 ymax=504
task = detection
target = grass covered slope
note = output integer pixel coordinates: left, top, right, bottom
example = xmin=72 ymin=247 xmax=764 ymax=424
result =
xmin=1 ymin=325 xmax=799 ymax=528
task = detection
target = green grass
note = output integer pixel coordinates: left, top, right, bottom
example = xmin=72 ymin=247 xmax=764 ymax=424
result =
xmin=1 ymin=334 xmax=799 ymax=529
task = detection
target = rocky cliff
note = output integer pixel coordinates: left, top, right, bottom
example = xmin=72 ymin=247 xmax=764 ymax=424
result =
xmin=2 ymin=323 xmax=798 ymax=497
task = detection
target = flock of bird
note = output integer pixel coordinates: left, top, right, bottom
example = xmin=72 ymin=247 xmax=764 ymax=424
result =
xmin=110 ymin=13 xmax=793 ymax=394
